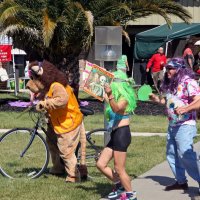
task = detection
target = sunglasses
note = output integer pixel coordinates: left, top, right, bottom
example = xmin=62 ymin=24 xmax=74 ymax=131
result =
xmin=166 ymin=67 xmax=176 ymax=71
xmin=28 ymin=62 xmax=43 ymax=79
xmin=28 ymin=69 xmax=40 ymax=80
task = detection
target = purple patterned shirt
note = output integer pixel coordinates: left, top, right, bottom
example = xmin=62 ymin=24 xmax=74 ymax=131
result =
xmin=166 ymin=76 xmax=200 ymax=126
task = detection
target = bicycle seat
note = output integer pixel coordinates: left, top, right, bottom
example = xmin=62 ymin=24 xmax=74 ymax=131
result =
xmin=80 ymin=106 xmax=94 ymax=116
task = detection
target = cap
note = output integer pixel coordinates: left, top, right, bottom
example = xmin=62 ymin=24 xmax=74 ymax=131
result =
xmin=165 ymin=58 xmax=186 ymax=69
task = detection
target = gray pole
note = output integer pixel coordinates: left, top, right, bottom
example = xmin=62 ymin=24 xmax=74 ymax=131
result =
xmin=100 ymin=61 xmax=110 ymax=146
xmin=165 ymin=41 xmax=170 ymax=56
xmin=132 ymin=58 xmax=135 ymax=78
xmin=12 ymin=46 xmax=18 ymax=96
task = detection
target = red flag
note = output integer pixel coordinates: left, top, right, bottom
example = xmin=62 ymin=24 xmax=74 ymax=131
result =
xmin=0 ymin=45 xmax=12 ymax=62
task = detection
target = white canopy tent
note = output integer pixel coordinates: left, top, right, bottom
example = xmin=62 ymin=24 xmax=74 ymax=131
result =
xmin=11 ymin=48 xmax=26 ymax=55
xmin=195 ymin=40 xmax=200 ymax=46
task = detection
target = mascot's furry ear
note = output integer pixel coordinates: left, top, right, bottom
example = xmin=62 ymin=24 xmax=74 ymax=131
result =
xmin=30 ymin=65 xmax=44 ymax=76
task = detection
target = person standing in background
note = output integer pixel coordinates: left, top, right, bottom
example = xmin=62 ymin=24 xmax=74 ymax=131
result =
xmin=193 ymin=52 xmax=200 ymax=75
xmin=146 ymin=47 xmax=167 ymax=93
xmin=116 ymin=55 xmax=129 ymax=74
xmin=24 ymin=61 xmax=35 ymax=105
xmin=182 ymin=40 xmax=194 ymax=69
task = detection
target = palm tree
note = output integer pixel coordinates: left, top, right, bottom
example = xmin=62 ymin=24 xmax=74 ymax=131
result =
xmin=0 ymin=0 xmax=192 ymax=96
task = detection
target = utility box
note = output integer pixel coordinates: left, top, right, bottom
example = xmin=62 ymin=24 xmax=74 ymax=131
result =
xmin=95 ymin=26 xmax=122 ymax=61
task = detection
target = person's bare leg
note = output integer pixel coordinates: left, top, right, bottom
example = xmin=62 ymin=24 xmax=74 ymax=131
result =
xmin=114 ymin=151 xmax=132 ymax=192
xmin=96 ymin=147 xmax=118 ymax=181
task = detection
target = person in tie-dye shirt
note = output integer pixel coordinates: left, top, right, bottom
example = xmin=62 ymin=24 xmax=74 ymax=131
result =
xmin=150 ymin=57 xmax=200 ymax=195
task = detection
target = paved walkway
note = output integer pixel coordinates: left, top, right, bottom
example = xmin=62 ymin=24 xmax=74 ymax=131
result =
xmin=101 ymin=142 xmax=200 ymax=200
xmin=1 ymin=129 xmax=200 ymax=138
xmin=0 ymin=129 xmax=167 ymax=137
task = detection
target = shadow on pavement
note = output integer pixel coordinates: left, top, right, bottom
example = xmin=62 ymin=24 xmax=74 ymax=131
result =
xmin=145 ymin=175 xmax=200 ymax=199
xmin=145 ymin=175 xmax=174 ymax=186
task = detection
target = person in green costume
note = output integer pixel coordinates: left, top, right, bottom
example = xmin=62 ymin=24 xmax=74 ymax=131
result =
xmin=117 ymin=55 xmax=129 ymax=73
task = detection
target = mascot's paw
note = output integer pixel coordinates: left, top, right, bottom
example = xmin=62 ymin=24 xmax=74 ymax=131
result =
xmin=36 ymin=101 xmax=46 ymax=112
xmin=78 ymin=164 xmax=88 ymax=181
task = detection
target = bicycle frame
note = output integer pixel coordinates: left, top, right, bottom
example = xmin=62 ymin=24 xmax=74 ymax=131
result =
xmin=86 ymin=133 xmax=102 ymax=152
xmin=20 ymin=111 xmax=46 ymax=158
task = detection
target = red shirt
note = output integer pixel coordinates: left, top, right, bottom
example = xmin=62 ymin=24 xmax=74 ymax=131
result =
xmin=146 ymin=53 xmax=167 ymax=73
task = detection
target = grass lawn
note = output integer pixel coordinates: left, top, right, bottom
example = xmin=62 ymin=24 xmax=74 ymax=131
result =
xmin=0 ymin=91 xmax=29 ymax=100
xmin=0 ymin=136 xmax=167 ymax=200
xmin=1 ymin=135 xmax=199 ymax=200
xmin=2 ymin=136 xmax=200 ymax=200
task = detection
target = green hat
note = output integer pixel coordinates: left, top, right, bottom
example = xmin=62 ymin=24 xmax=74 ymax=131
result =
xmin=117 ymin=55 xmax=127 ymax=69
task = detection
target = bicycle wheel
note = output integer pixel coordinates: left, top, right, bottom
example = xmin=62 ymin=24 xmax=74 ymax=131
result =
xmin=0 ymin=128 xmax=49 ymax=179
xmin=76 ymin=128 xmax=108 ymax=179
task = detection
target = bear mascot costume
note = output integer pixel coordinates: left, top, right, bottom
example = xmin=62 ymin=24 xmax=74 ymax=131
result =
xmin=26 ymin=60 xmax=87 ymax=182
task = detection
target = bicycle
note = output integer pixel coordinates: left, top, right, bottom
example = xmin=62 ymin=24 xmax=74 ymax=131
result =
xmin=0 ymin=106 xmax=108 ymax=179
xmin=0 ymin=108 xmax=49 ymax=179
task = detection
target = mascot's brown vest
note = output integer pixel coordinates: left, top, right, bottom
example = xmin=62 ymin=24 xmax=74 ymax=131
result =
xmin=47 ymin=82 xmax=83 ymax=134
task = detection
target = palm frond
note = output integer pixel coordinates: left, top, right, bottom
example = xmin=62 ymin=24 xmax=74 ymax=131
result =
xmin=159 ymin=1 xmax=191 ymax=24
xmin=0 ymin=0 xmax=193 ymax=65
xmin=42 ymin=9 xmax=57 ymax=47
xmin=122 ymin=30 xmax=131 ymax=47
xmin=0 ymin=24 xmax=39 ymax=38
xmin=0 ymin=0 xmax=21 ymax=23
xmin=128 ymin=0 xmax=191 ymax=27
xmin=89 ymin=0 xmax=132 ymax=26
xmin=84 ymin=11 xmax=94 ymax=37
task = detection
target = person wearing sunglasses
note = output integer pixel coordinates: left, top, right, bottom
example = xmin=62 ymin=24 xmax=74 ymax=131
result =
xmin=149 ymin=57 xmax=200 ymax=194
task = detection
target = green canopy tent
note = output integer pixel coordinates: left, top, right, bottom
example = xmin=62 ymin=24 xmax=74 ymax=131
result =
xmin=134 ymin=23 xmax=200 ymax=60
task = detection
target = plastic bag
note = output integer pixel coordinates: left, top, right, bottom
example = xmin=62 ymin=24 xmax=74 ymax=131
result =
xmin=0 ymin=68 xmax=9 ymax=81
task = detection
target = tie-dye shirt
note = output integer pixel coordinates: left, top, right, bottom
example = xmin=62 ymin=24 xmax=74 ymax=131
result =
xmin=166 ymin=76 xmax=200 ymax=127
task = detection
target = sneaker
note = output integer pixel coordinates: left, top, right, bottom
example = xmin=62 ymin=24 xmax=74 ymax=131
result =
xmin=118 ymin=192 xmax=137 ymax=200
xmin=108 ymin=186 xmax=125 ymax=199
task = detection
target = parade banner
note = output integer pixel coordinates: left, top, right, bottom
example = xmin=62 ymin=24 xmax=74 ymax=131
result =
xmin=0 ymin=45 xmax=12 ymax=62
xmin=83 ymin=62 xmax=114 ymax=101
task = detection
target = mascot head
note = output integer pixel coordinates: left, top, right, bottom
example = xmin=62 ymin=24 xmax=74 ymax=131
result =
xmin=26 ymin=60 xmax=68 ymax=99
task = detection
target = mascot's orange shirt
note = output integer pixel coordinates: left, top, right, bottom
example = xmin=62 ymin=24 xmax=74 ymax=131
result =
xmin=47 ymin=82 xmax=83 ymax=134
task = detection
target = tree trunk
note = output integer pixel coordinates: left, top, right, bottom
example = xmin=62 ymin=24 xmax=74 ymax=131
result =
xmin=63 ymin=50 xmax=89 ymax=99
xmin=55 ymin=54 xmax=79 ymax=98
